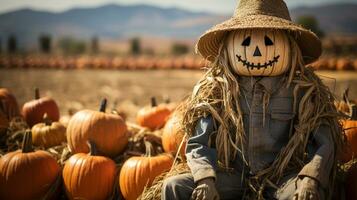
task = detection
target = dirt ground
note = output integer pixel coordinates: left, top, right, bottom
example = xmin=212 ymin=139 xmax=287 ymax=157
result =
xmin=0 ymin=69 xmax=356 ymax=121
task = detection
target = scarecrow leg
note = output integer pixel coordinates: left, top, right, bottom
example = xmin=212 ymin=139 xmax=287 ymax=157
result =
xmin=162 ymin=171 xmax=245 ymax=200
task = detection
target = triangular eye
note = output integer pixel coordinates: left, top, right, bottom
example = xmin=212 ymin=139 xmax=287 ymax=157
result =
xmin=265 ymin=36 xmax=274 ymax=46
xmin=241 ymin=36 xmax=251 ymax=46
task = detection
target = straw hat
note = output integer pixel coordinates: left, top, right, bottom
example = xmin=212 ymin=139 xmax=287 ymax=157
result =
xmin=196 ymin=0 xmax=322 ymax=64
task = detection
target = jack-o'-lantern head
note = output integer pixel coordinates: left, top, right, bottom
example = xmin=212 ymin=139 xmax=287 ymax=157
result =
xmin=196 ymin=0 xmax=322 ymax=69
xmin=226 ymin=29 xmax=291 ymax=76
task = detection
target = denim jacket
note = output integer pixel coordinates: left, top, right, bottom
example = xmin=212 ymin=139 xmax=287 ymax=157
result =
xmin=186 ymin=75 xmax=335 ymax=189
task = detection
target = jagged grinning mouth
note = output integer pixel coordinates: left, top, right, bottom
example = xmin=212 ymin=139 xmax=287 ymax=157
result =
xmin=236 ymin=55 xmax=280 ymax=70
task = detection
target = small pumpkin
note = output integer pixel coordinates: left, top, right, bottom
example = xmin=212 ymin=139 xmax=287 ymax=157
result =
xmin=341 ymin=120 xmax=357 ymax=162
xmin=0 ymin=131 xmax=60 ymax=200
xmin=22 ymin=88 xmax=60 ymax=127
xmin=0 ymin=88 xmax=20 ymax=120
xmin=136 ymin=97 xmax=171 ymax=130
xmin=162 ymin=113 xmax=187 ymax=158
xmin=119 ymin=150 xmax=173 ymax=200
xmin=66 ymin=99 xmax=128 ymax=157
xmin=31 ymin=113 xmax=66 ymax=148
xmin=63 ymin=141 xmax=116 ymax=200
xmin=227 ymin=29 xmax=291 ymax=76
xmin=346 ymin=162 xmax=357 ymax=200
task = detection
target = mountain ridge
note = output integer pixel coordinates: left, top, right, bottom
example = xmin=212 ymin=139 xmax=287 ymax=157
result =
xmin=0 ymin=3 xmax=355 ymax=49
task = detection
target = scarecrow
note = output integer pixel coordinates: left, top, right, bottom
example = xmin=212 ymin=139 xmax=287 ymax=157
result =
xmin=161 ymin=0 xmax=343 ymax=199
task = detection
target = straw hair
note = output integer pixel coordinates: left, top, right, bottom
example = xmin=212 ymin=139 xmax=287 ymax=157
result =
xmin=196 ymin=0 xmax=322 ymax=64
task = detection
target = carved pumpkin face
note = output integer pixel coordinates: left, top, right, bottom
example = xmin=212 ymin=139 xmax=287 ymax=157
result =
xmin=227 ymin=29 xmax=291 ymax=76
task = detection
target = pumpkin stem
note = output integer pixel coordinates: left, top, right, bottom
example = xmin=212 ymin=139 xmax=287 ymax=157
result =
xmin=151 ymin=97 xmax=157 ymax=107
xmin=144 ymin=140 xmax=153 ymax=157
xmin=99 ymin=98 xmax=107 ymax=113
xmin=88 ymin=141 xmax=98 ymax=156
xmin=43 ymin=113 xmax=52 ymax=126
xmin=22 ymin=131 xmax=33 ymax=153
xmin=35 ymin=87 xmax=40 ymax=100
xmin=164 ymin=97 xmax=170 ymax=104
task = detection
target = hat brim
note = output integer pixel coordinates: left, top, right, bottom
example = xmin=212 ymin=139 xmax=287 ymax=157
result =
xmin=196 ymin=15 xmax=322 ymax=64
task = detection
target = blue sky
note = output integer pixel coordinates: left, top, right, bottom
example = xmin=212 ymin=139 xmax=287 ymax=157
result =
xmin=0 ymin=0 xmax=356 ymax=14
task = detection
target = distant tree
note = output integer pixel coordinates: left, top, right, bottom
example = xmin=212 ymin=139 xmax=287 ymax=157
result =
xmin=296 ymin=15 xmax=324 ymax=38
xmin=7 ymin=35 xmax=17 ymax=53
xmin=130 ymin=37 xmax=141 ymax=55
xmin=91 ymin=36 xmax=99 ymax=54
xmin=58 ymin=37 xmax=86 ymax=55
xmin=171 ymin=43 xmax=190 ymax=55
xmin=39 ymin=34 xmax=52 ymax=53
xmin=0 ymin=38 xmax=2 ymax=54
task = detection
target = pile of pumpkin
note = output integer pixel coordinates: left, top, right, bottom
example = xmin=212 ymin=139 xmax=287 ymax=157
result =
xmin=309 ymin=57 xmax=357 ymax=71
xmin=334 ymin=89 xmax=357 ymax=200
xmin=0 ymin=55 xmax=206 ymax=70
xmin=0 ymin=88 xmax=186 ymax=200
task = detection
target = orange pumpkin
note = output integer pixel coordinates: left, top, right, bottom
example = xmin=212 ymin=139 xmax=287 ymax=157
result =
xmin=136 ymin=97 xmax=171 ymax=130
xmin=119 ymin=153 xmax=174 ymax=200
xmin=162 ymin=113 xmax=187 ymax=157
xmin=0 ymin=131 xmax=60 ymax=200
xmin=0 ymin=88 xmax=20 ymax=120
xmin=66 ymin=99 xmax=128 ymax=157
xmin=63 ymin=141 xmax=116 ymax=200
xmin=31 ymin=113 xmax=66 ymax=148
xmin=22 ymin=88 xmax=60 ymax=127
xmin=341 ymin=120 xmax=357 ymax=162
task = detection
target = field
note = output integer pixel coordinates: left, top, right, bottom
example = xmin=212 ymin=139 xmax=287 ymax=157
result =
xmin=0 ymin=69 xmax=203 ymax=121
xmin=1 ymin=69 xmax=356 ymax=121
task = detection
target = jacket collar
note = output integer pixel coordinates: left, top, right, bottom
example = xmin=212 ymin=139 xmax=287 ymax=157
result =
xmin=238 ymin=74 xmax=287 ymax=94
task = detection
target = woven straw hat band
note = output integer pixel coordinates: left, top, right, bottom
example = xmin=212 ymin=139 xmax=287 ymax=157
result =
xmin=234 ymin=0 xmax=291 ymax=20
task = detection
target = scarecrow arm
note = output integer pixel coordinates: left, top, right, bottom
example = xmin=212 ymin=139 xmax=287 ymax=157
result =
xmin=186 ymin=115 xmax=218 ymax=183
xmin=298 ymin=123 xmax=335 ymax=189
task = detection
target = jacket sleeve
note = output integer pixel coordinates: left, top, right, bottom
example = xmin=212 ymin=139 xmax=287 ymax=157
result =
xmin=186 ymin=115 xmax=218 ymax=183
xmin=298 ymin=122 xmax=335 ymax=188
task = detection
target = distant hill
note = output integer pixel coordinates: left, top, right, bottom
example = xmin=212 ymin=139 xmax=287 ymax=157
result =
xmin=291 ymin=3 xmax=357 ymax=34
xmin=0 ymin=3 xmax=356 ymax=49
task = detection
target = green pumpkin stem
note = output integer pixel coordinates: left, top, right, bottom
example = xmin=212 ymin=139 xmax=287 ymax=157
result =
xmin=88 ymin=141 xmax=97 ymax=156
xmin=99 ymin=98 xmax=107 ymax=113
xmin=151 ymin=97 xmax=157 ymax=107
xmin=43 ymin=113 xmax=52 ymax=126
xmin=35 ymin=88 xmax=40 ymax=100
xmin=22 ymin=131 xmax=33 ymax=153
